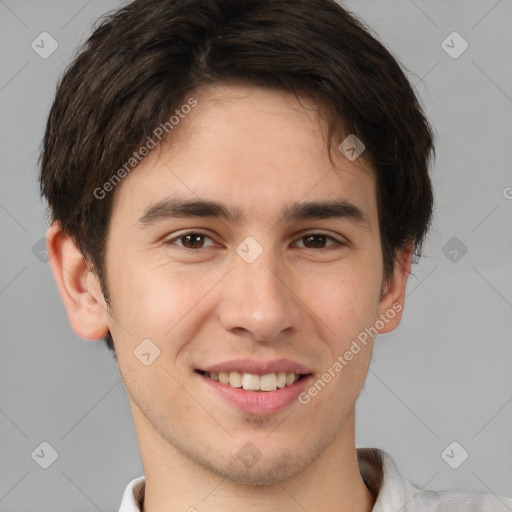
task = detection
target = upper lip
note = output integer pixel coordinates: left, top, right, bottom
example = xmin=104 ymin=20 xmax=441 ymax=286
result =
xmin=198 ymin=358 xmax=312 ymax=376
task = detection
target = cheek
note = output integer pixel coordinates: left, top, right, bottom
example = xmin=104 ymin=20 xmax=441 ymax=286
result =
xmin=300 ymin=260 xmax=382 ymax=343
xmin=106 ymin=264 xmax=207 ymax=394
xmin=107 ymin=256 xmax=222 ymax=346
xmin=303 ymin=275 xmax=378 ymax=400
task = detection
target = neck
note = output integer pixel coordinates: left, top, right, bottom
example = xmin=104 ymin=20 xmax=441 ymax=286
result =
xmin=135 ymin=407 xmax=375 ymax=512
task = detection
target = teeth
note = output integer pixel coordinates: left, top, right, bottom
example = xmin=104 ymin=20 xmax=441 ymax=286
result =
xmin=259 ymin=373 xmax=277 ymax=391
xmin=242 ymin=373 xmax=260 ymax=391
xmin=276 ymin=372 xmax=287 ymax=388
xmin=209 ymin=371 xmax=301 ymax=391
xmin=229 ymin=371 xmax=242 ymax=388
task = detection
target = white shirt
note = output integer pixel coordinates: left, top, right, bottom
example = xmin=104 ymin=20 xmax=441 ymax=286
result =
xmin=118 ymin=447 xmax=512 ymax=511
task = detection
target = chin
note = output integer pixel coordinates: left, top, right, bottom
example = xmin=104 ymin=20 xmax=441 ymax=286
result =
xmin=198 ymin=432 xmax=334 ymax=487
xmin=213 ymin=450 xmax=307 ymax=486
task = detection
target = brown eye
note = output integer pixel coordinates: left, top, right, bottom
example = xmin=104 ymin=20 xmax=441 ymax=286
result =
xmin=166 ymin=232 xmax=216 ymax=249
xmin=295 ymin=233 xmax=343 ymax=250
xmin=302 ymin=234 xmax=328 ymax=248
xmin=181 ymin=234 xmax=205 ymax=249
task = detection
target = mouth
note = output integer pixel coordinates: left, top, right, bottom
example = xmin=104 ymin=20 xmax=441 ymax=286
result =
xmin=195 ymin=369 xmax=310 ymax=392
xmin=194 ymin=358 xmax=314 ymax=414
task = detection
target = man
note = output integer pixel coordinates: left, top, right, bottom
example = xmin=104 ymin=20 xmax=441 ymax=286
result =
xmin=39 ymin=0 xmax=512 ymax=510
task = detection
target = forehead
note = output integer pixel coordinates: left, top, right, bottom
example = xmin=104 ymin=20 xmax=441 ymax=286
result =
xmin=110 ymin=83 xmax=377 ymax=228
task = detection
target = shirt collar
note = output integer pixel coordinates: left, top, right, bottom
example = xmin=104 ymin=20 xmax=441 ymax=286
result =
xmin=119 ymin=475 xmax=145 ymax=512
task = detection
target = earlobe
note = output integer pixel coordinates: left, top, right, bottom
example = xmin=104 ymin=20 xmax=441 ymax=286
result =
xmin=376 ymin=243 xmax=413 ymax=334
xmin=46 ymin=222 xmax=110 ymax=341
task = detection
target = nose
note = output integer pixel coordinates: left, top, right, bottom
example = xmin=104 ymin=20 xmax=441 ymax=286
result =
xmin=217 ymin=245 xmax=301 ymax=343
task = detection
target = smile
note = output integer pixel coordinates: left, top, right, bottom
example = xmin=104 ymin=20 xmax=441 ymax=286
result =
xmin=197 ymin=370 xmax=304 ymax=392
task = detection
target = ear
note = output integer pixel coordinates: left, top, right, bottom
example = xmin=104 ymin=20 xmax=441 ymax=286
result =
xmin=46 ymin=221 xmax=110 ymax=341
xmin=376 ymin=242 xmax=413 ymax=334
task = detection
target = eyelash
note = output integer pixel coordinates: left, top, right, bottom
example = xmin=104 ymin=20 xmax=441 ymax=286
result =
xmin=164 ymin=231 xmax=346 ymax=252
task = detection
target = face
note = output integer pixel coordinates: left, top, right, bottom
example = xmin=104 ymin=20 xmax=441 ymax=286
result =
xmin=83 ymin=84 xmax=407 ymax=484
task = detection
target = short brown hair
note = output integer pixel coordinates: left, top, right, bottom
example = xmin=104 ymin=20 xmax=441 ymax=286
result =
xmin=39 ymin=0 xmax=435 ymax=352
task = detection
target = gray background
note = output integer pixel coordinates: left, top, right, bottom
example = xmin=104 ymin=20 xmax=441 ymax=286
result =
xmin=1 ymin=0 xmax=511 ymax=510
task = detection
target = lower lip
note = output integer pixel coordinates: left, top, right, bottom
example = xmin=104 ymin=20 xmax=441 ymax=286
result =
xmin=197 ymin=372 xmax=313 ymax=415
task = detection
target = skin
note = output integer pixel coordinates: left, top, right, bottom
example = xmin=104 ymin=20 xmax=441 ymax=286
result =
xmin=47 ymin=84 xmax=412 ymax=512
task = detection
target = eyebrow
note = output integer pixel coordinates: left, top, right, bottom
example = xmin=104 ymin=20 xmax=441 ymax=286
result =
xmin=137 ymin=196 xmax=370 ymax=229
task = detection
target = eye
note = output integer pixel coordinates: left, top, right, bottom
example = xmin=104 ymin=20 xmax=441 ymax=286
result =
xmin=293 ymin=232 xmax=345 ymax=250
xmin=164 ymin=231 xmax=346 ymax=251
xmin=165 ymin=232 xmax=217 ymax=249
